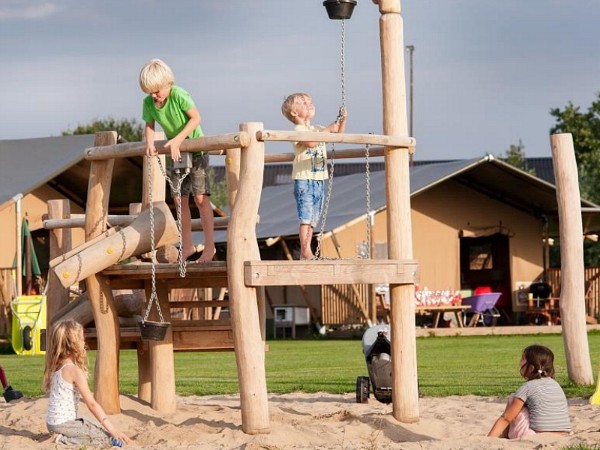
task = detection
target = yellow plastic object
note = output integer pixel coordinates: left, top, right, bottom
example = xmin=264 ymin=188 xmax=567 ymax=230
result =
xmin=590 ymin=366 xmax=600 ymax=405
xmin=10 ymin=295 xmax=47 ymax=356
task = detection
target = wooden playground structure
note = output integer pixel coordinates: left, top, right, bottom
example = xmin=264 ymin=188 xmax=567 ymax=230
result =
xmin=44 ymin=0 xmax=421 ymax=434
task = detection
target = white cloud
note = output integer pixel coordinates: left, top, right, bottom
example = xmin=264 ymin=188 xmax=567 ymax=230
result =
xmin=0 ymin=1 xmax=62 ymax=21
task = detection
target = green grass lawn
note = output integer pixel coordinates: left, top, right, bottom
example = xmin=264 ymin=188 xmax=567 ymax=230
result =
xmin=2 ymin=332 xmax=600 ymax=399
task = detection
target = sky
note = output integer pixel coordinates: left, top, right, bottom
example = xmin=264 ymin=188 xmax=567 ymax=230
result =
xmin=1 ymin=0 xmax=599 ymax=161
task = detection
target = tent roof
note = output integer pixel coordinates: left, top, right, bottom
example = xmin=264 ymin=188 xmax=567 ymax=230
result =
xmin=0 ymin=135 xmax=94 ymax=208
xmin=211 ymin=155 xmax=600 ymax=244
xmin=0 ymin=135 xmax=144 ymax=213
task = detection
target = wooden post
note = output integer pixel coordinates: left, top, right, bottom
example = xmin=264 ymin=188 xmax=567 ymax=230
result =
xmin=550 ymin=133 xmax=594 ymax=385
xmin=16 ymin=196 xmax=22 ymax=297
xmin=374 ymin=0 xmax=419 ymax=422
xmin=46 ymin=200 xmax=72 ymax=326
xmin=227 ymin=122 xmax=269 ymax=434
xmin=146 ymin=279 xmax=176 ymax=413
xmin=85 ymin=131 xmax=120 ymax=414
xmin=128 ymin=203 xmax=151 ymax=402
xmin=141 ymin=131 xmax=176 ymax=412
xmin=225 ymin=147 xmax=241 ymax=210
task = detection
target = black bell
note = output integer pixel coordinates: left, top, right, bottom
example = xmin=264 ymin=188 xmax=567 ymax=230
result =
xmin=323 ymin=0 xmax=357 ymax=20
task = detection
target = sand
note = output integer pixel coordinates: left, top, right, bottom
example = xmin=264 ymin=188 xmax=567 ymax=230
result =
xmin=1 ymin=393 xmax=599 ymax=449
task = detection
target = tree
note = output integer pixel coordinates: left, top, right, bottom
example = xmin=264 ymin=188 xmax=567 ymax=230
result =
xmin=550 ymin=94 xmax=600 ymax=266
xmin=550 ymin=94 xmax=600 ymax=204
xmin=497 ymin=139 xmax=535 ymax=175
xmin=63 ymin=117 xmax=143 ymax=143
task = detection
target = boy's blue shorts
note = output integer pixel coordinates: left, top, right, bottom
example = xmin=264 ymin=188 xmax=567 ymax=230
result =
xmin=294 ymin=179 xmax=324 ymax=228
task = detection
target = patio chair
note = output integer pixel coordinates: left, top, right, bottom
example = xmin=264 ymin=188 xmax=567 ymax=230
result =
xmin=462 ymin=292 xmax=502 ymax=327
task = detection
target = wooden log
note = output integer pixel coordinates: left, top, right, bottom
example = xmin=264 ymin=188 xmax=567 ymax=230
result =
xmin=85 ymin=132 xmax=120 ymax=414
xmin=54 ymin=202 xmax=179 ymax=288
xmin=264 ymin=146 xmax=386 ymax=164
xmin=226 ymin=147 xmax=241 ymax=210
xmin=375 ymin=0 xmax=420 ymax=423
xmin=551 ymin=133 xmax=593 ymax=384
xmin=44 ymin=215 xmax=232 ymax=231
xmin=49 ymin=228 xmax=118 ymax=268
xmin=54 ymin=290 xmax=145 ymax=326
xmin=84 ymin=132 xmax=251 ymax=160
xmin=257 ymin=130 xmax=414 ymax=148
xmin=227 ymin=122 xmax=270 ymax=434
xmin=46 ymin=200 xmax=72 ymax=327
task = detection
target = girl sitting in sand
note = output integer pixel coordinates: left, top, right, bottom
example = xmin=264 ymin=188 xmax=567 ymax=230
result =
xmin=488 ymin=344 xmax=572 ymax=439
xmin=43 ymin=319 xmax=130 ymax=447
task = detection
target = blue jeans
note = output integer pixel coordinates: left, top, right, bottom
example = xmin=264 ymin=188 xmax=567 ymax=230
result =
xmin=294 ymin=179 xmax=324 ymax=228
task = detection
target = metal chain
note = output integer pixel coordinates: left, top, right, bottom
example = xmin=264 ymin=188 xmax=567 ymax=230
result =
xmin=143 ymin=155 xmax=165 ymax=324
xmin=314 ymin=19 xmax=346 ymax=259
xmin=315 ymin=145 xmax=335 ymax=259
xmin=156 ymin=157 xmax=189 ymax=278
xmin=339 ymin=19 xmax=346 ymax=119
xmin=364 ymin=143 xmax=372 ymax=259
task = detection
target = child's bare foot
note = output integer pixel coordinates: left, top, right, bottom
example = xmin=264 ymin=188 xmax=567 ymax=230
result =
xmin=196 ymin=246 xmax=216 ymax=263
xmin=300 ymin=253 xmax=314 ymax=260
xmin=181 ymin=247 xmax=200 ymax=262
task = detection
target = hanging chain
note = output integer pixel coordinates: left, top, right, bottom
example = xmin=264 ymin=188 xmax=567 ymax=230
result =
xmin=315 ymin=20 xmax=346 ymax=259
xmin=315 ymin=145 xmax=335 ymax=259
xmin=156 ymin=157 xmax=189 ymax=278
xmin=143 ymin=155 xmax=165 ymax=324
xmin=338 ymin=19 xmax=346 ymax=120
xmin=364 ymin=143 xmax=372 ymax=259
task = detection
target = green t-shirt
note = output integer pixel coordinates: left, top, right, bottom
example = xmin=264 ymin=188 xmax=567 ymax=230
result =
xmin=142 ymin=85 xmax=204 ymax=156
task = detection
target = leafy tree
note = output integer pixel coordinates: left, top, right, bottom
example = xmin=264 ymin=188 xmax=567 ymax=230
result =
xmin=207 ymin=168 xmax=228 ymax=210
xmin=62 ymin=117 xmax=143 ymax=142
xmin=550 ymin=94 xmax=600 ymax=204
xmin=498 ymin=139 xmax=535 ymax=175
xmin=550 ymin=93 xmax=600 ymax=266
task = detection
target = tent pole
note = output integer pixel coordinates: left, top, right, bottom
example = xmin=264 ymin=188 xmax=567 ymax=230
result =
xmin=15 ymin=194 xmax=22 ymax=297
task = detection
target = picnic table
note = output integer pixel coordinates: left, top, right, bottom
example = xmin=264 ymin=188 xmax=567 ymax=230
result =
xmin=415 ymin=305 xmax=471 ymax=328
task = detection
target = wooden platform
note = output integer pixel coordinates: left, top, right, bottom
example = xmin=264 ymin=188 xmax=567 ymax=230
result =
xmin=244 ymin=259 xmax=419 ymax=286
xmin=102 ymin=261 xmax=229 ymax=289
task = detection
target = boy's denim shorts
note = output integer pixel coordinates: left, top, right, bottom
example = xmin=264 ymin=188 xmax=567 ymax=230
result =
xmin=294 ymin=179 xmax=324 ymax=228
xmin=168 ymin=154 xmax=211 ymax=197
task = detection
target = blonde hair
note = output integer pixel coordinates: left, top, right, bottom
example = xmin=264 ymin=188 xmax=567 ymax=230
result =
xmin=281 ymin=92 xmax=311 ymax=123
xmin=139 ymin=58 xmax=175 ymax=93
xmin=42 ymin=319 xmax=88 ymax=393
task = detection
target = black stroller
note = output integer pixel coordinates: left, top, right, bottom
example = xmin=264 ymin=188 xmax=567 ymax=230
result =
xmin=356 ymin=324 xmax=392 ymax=404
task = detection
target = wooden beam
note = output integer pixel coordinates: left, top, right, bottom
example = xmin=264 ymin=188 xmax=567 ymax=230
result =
xmin=44 ymin=215 xmax=232 ymax=231
xmin=257 ymin=130 xmax=414 ymax=149
xmin=84 ymin=132 xmax=250 ymax=160
xmin=244 ymin=260 xmax=419 ymax=286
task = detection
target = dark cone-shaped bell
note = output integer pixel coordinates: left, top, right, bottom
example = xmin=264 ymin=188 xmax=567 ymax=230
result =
xmin=323 ymin=0 xmax=357 ymax=20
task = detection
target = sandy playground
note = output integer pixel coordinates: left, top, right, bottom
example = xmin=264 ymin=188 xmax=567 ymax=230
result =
xmin=1 ymin=391 xmax=600 ymax=449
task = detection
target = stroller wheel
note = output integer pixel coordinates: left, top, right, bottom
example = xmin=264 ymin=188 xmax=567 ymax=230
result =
xmin=356 ymin=376 xmax=370 ymax=403
xmin=22 ymin=326 xmax=33 ymax=351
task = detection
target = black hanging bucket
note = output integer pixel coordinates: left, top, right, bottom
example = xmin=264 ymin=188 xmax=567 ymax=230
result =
xmin=138 ymin=320 xmax=170 ymax=341
xmin=323 ymin=0 xmax=357 ymax=20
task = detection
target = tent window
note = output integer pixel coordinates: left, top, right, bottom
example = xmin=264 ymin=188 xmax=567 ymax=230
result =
xmin=469 ymin=244 xmax=493 ymax=270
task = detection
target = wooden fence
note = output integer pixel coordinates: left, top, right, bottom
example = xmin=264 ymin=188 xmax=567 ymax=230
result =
xmin=322 ymin=268 xmax=600 ymax=326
